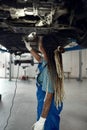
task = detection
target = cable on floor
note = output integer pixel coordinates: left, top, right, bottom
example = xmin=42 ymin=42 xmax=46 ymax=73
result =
xmin=3 ymin=56 xmax=21 ymax=130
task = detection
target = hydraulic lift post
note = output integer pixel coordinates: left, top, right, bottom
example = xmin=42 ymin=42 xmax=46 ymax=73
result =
xmin=0 ymin=94 xmax=1 ymax=101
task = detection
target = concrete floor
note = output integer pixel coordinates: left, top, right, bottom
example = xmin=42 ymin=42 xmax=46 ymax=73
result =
xmin=0 ymin=78 xmax=87 ymax=130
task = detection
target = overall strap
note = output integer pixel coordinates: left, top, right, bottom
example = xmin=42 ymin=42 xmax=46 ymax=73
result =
xmin=38 ymin=63 xmax=47 ymax=75
xmin=37 ymin=63 xmax=47 ymax=83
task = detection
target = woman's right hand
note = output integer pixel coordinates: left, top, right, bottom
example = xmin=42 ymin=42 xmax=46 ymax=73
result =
xmin=23 ymin=37 xmax=32 ymax=51
xmin=23 ymin=32 xmax=41 ymax=62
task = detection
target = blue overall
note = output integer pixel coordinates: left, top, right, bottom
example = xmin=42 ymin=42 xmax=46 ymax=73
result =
xmin=36 ymin=62 xmax=63 ymax=130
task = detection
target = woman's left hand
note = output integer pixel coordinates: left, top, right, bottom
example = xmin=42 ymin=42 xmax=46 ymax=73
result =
xmin=32 ymin=117 xmax=46 ymax=130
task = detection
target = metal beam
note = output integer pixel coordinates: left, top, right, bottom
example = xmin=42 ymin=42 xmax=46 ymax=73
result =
xmin=65 ymin=45 xmax=85 ymax=52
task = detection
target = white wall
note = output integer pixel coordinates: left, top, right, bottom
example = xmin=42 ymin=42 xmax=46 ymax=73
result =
xmin=0 ymin=52 xmax=6 ymax=77
xmin=0 ymin=50 xmax=87 ymax=79
xmin=0 ymin=52 xmax=38 ymax=79
xmin=63 ymin=49 xmax=87 ymax=78
xmin=13 ymin=63 xmax=37 ymax=79
xmin=82 ymin=50 xmax=87 ymax=77
xmin=12 ymin=54 xmax=38 ymax=79
xmin=0 ymin=52 xmax=10 ymax=78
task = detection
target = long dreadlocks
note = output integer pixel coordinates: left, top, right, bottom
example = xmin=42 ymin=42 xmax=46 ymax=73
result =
xmin=54 ymin=46 xmax=64 ymax=107
xmin=41 ymin=33 xmax=65 ymax=107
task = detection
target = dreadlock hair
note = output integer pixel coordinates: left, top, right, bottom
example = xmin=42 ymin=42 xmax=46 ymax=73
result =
xmin=41 ymin=33 xmax=65 ymax=107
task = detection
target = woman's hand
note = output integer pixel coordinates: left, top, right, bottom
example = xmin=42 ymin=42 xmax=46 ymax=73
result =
xmin=32 ymin=117 xmax=46 ymax=130
xmin=23 ymin=37 xmax=32 ymax=51
xmin=23 ymin=32 xmax=36 ymax=51
xmin=32 ymin=93 xmax=53 ymax=130
xmin=23 ymin=34 xmax=41 ymax=62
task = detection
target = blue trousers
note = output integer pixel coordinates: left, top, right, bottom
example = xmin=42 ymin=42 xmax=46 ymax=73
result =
xmin=36 ymin=82 xmax=63 ymax=130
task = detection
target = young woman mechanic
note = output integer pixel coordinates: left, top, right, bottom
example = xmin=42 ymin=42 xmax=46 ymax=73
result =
xmin=24 ymin=33 xmax=64 ymax=130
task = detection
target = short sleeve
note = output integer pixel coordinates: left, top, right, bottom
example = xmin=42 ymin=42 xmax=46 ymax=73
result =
xmin=42 ymin=67 xmax=54 ymax=93
xmin=47 ymin=74 xmax=54 ymax=93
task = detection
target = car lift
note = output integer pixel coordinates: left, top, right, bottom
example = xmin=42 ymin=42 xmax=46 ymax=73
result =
xmin=0 ymin=94 xmax=1 ymax=101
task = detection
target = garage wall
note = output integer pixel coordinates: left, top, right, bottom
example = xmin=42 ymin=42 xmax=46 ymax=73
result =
xmin=82 ymin=50 xmax=87 ymax=77
xmin=7 ymin=49 xmax=87 ymax=79
xmin=0 ymin=52 xmax=10 ymax=78
xmin=0 ymin=52 xmax=6 ymax=77
xmin=0 ymin=52 xmax=38 ymax=79
xmin=63 ymin=49 xmax=87 ymax=78
xmin=0 ymin=49 xmax=87 ymax=79
xmin=13 ymin=63 xmax=37 ymax=79
xmin=12 ymin=55 xmax=38 ymax=79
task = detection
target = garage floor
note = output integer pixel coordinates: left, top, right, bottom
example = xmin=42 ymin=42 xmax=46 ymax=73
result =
xmin=0 ymin=78 xmax=87 ymax=130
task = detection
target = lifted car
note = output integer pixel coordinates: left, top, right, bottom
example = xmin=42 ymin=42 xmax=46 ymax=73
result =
xmin=0 ymin=0 xmax=87 ymax=54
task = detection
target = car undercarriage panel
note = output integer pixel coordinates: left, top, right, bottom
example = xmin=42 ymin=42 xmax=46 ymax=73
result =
xmin=0 ymin=0 xmax=87 ymax=54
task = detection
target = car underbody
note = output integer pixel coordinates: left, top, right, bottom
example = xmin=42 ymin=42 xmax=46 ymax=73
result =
xmin=0 ymin=0 xmax=87 ymax=54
